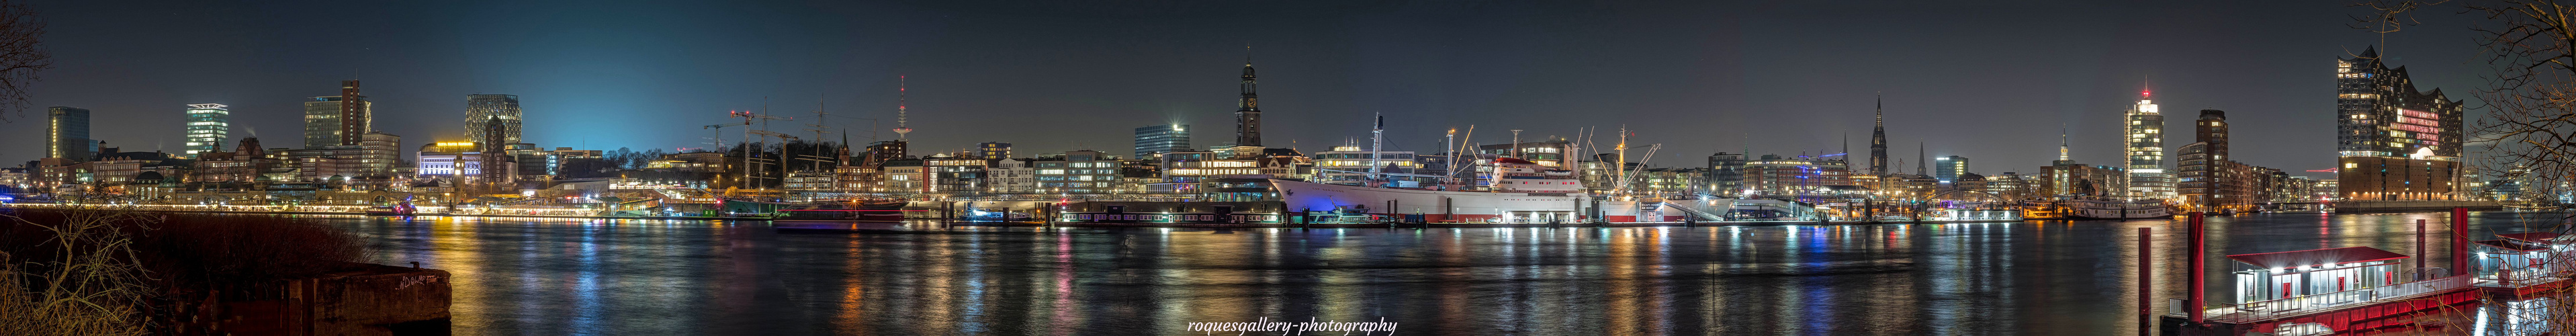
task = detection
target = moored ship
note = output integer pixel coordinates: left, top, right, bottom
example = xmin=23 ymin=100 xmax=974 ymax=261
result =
xmin=1274 ymin=157 xmax=1584 ymax=224
xmin=2062 ymin=199 xmax=2172 ymax=220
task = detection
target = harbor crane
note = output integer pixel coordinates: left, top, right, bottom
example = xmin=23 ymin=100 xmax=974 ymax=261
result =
xmin=703 ymin=124 xmax=735 ymax=150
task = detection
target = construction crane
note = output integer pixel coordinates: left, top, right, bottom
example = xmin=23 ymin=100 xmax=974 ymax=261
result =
xmin=702 ymin=124 xmax=734 ymax=151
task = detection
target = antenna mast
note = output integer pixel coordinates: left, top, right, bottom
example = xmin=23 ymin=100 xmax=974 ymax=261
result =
xmin=894 ymin=75 xmax=913 ymax=140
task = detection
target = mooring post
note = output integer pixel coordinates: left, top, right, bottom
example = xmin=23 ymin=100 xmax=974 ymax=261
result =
xmin=2417 ymin=219 xmax=2427 ymax=276
xmin=2189 ymin=211 xmax=2205 ymax=324
xmin=2139 ymin=226 xmax=2153 ymax=336
xmin=2454 ymin=208 xmax=2469 ymax=276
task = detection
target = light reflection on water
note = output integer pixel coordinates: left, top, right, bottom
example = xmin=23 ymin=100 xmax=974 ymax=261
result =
xmin=323 ymin=211 xmax=2569 ymax=335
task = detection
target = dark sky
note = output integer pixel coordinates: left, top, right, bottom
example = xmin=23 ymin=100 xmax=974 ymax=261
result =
xmin=2 ymin=0 xmax=2490 ymax=178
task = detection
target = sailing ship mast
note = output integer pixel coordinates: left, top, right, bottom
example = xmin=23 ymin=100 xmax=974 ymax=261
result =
xmin=1367 ymin=114 xmax=1385 ymax=184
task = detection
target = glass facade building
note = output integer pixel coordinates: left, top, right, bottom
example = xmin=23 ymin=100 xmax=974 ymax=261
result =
xmin=303 ymin=96 xmax=370 ymax=149
xmin=1133 ymin=124 xmax=1192 ymax=158
xmin=2334 ymin=47 xmax=2467 ymax=200
xmin=47 ymin=106 xmax=91 ymax=160
xmin=185 ymin=103 xmax=230 ymax=156
xmin=466 ymin=94 xmax=522 ymax=145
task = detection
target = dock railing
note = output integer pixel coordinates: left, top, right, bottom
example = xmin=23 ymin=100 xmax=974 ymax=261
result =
xmin=2202 ymin=275 xmax=2471 ymax=323
xmin=2481 ymin=267 xmax=2565 ymax=287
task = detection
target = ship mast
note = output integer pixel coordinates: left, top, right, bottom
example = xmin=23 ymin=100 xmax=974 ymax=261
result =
xmin=1368 ymin=114 xmax=1384 ymax=183
xmin=1615 ymin=125 xmax=1628 ymax=198
xmin=1444 ymin=127 xmax=1456 ymax=189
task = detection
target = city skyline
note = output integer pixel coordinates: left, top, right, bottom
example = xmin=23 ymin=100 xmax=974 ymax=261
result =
xmin=0 ymin=1 xmax=2492 ymax=176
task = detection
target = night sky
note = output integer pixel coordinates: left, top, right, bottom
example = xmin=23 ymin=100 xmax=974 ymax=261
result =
xmin=1 ymin=1 xmax=2490 ymax=178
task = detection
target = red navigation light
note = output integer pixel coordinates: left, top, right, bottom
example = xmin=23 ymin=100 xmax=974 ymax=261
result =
xmin=2143 ymin=89 xmax=2151 ymax=97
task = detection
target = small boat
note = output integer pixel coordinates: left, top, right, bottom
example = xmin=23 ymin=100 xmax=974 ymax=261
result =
xmin=2064 ymin=199 xmax=2173 ymax=220
xmin=366 ymin=202 xmax=416 ymax=216
xmin=958 ymin=208 xmax=1036 ymax=222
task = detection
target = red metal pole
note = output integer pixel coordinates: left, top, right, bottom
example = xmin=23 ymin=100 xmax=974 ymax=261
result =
xmin=2139 ymin=226 xmax=2153 ymax=336
xmin=2454 ymin=208 xmax=2469 ymax=276
xmin=2189 ymin=212 xmax=2205 ymax=323
xmin=2416 ymin=219 xmax=2426 ymax=276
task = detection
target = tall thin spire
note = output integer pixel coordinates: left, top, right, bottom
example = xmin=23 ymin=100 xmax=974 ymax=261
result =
xmin=1869 ymin=93 xmax=1887 ymax=175
xmin=893 ymin=75 xmax=912 ymax=140
xmin=1917 ymin=142 xmax=1926 ymax=175
xmin=2058 ymin=124 xmax=2071 ymax=163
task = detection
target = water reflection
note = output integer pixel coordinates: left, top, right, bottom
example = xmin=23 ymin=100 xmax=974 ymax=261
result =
xmin=318 ymin=211 xmax=2570 ymax=335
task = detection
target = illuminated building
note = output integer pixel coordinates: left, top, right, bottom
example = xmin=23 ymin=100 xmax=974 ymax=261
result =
xmin=1951 ymin=173 xmax=1988 ymax=198
xmin=2123 ymin=86 xmax=2174 ymax=200
xmin=2178 ymin=109 xmax=2256 ymax=211
xmin=1635 ymin=167 xmax=1707 ymax=196
xmin=1707 ymin=152 xmax=1746 ymax=194
xmin=0 ymin=167 xmax=25 ymax=190
xmin=1036 ymin=150 xmax=1119 ymax=194
xmin=2041 ymin=162 xmax=2126 ymax=199
xmin=189 ymin=138 xmax=275 ymax=183
xmin=1935 ymin=155 xmax=1967 ymax=185
xmin=276 ymin=132 xmax=402 ymax=184
xmin=302 ymin=81 xmax=372 ymax=149
xmin=977 ymin=142 xmax=1011 ymax=159
xmin=414 ymin=140 xmax=513 ymax=187
xmin=1310 ymin=145 xmax=1417 ymax=184
xmin=987 ymin=159 xmax=1036 ymax=193
xmin=1740 ymin=154 xmax=1861 ymax=201
xmin=1475 ymin=140 xmax=1572 ymax=169
xmin=1159 ymin=149 xmax=1307 ymax=200
xmin=184 ymin=103 xmax=230 ymax=157
xmin=465 ymin=94 xmax=522 ymax=145
xmin=1982 ymin=171 xmax=2033 ymax=200
xmin=46 ymin=106 xmax=91 ymax=161
xmin=2336 ymin=46 xmax=2466 ymax=200
xmin=1132 ymin=124 xmax=1192 ymax=158
xmin=2041 ymin=134 xmax=2125 ymax=200
xmin=863 ymin=140 xmax=908 ymax=166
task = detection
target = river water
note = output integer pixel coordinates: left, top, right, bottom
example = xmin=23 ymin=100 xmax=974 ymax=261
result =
xmin=324 ymin=211 xmax=2571 ymax=335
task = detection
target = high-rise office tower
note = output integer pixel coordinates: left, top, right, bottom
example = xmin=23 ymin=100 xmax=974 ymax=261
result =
xmin=1869 ymin=95 xmax=1887 ymax=175
xmin=2125 ymin=85 xmax=2172 ymax=200
xmin=1233 ymin=48 xmax=1262 ymax=149
xmin=479 ymin=116 xmax=512 ymax=187
xmin=2198 ymin=110 xmax=2229 ymax=161
xmin=466 ymin=94 xmax=523 ymax=145
xmin=2179 ymin=109 xmax=2254 ymax=210
xmin=337 ymin=81 xmax=368 ymax=146
xmin=46 ymin=106 xmax=91 ymax=161
xmin=1133 ymin=124 xmax=1193 ymax=158
xmin=1935 ymin=155 xmax=1968 ymax=184
xmin=303 ymin=81 xmax=372 ymax=149
xmin=184 ymin=103 xmax=230 ymax=157
xmin=2335 ymin=46 xmax=2467 ymax=200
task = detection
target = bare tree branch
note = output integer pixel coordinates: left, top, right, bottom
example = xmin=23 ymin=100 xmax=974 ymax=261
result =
xmin=0 ymin=0 xmax=50 ymax=122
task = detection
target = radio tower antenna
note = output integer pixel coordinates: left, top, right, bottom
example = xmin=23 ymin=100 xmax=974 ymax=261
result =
xmin=893 ymin=75 xmax=913 ymax=140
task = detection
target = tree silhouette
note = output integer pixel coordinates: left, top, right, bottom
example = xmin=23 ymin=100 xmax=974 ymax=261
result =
xmin=0 ymin=0 xmax=50 ymax=122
